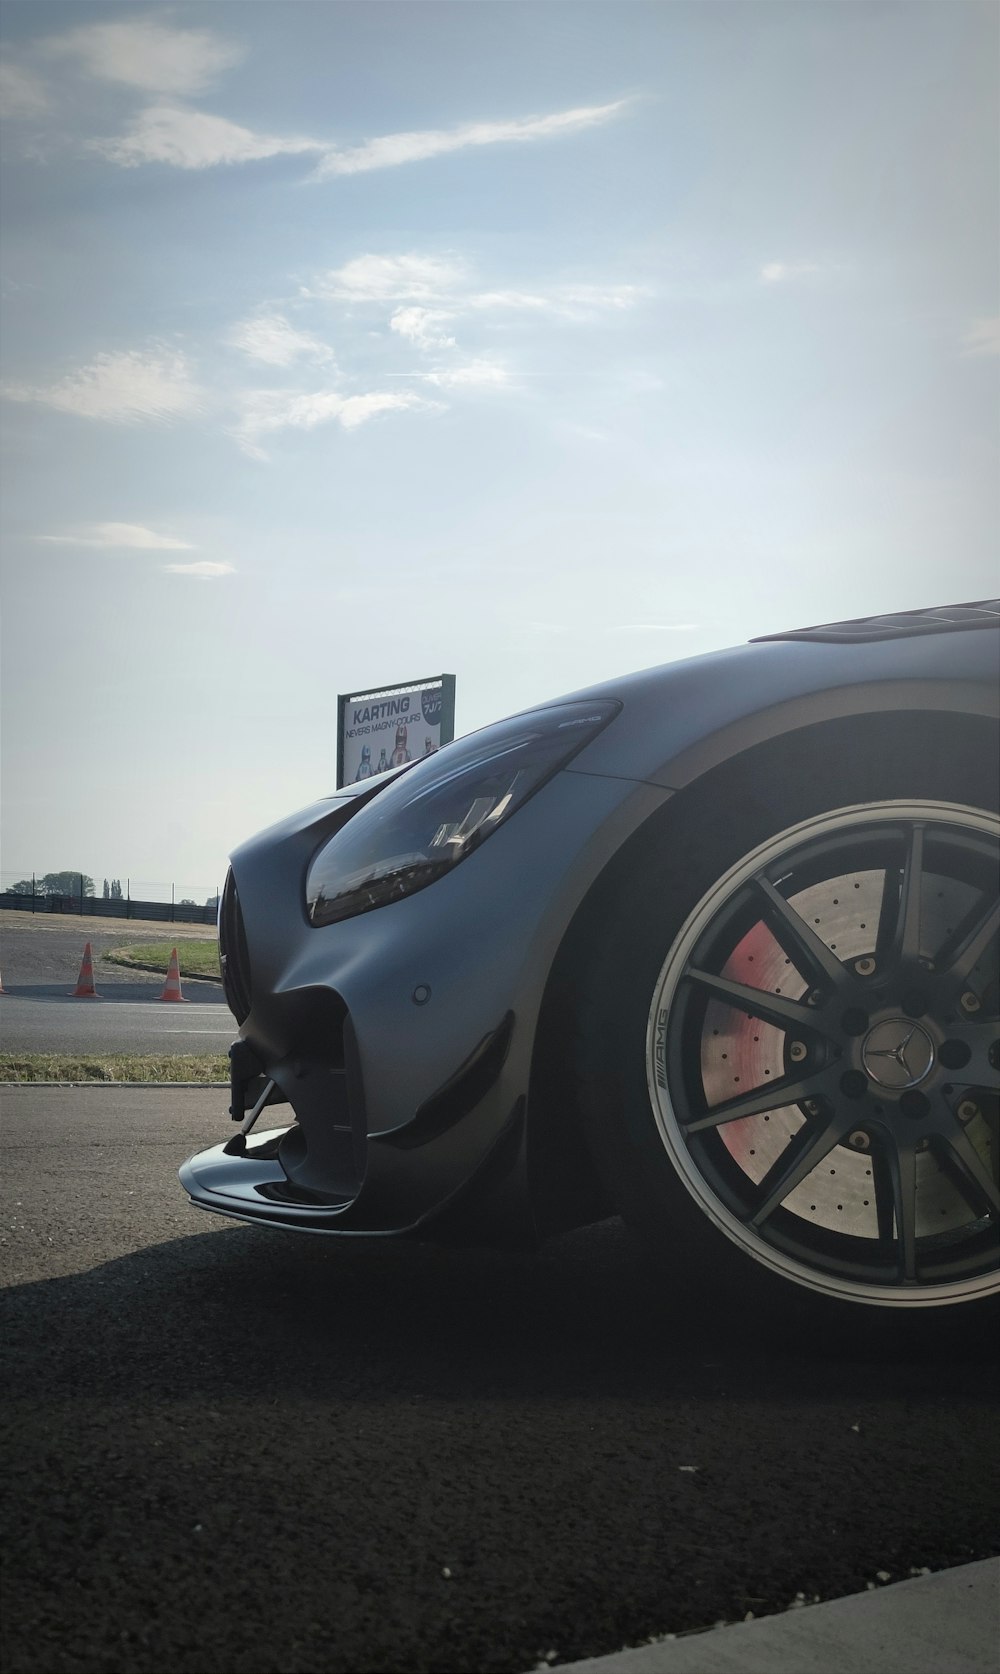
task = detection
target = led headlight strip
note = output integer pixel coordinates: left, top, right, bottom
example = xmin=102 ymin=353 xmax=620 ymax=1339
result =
xmin=306 ymin=700 xmax=619 ymax=927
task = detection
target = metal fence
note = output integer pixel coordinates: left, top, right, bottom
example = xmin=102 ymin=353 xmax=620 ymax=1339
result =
xmin=0 ymin=889 xmax=219 ymax=925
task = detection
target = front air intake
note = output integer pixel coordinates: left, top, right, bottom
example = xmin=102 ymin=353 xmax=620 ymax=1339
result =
xmin=218 ymin=868 xmax=252 ymax=1025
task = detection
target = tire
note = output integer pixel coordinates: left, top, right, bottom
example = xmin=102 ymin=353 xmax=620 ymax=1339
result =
xmin=576 ymin=720 xmax=999 ymax=1314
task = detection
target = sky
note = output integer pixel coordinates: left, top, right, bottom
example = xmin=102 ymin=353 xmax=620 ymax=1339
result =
xmin=1 ymin=1 xmax=997 ymax=898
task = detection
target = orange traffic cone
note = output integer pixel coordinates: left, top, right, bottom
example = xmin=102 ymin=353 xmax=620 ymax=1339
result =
xmin=158 ymin=947 xmax=189 ymax=1003
xmin=70 ymin=941 xmax=99 ymax=998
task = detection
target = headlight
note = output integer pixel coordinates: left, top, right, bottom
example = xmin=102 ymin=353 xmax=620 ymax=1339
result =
xmin=306 ymin=699 xmax=619 ymax=926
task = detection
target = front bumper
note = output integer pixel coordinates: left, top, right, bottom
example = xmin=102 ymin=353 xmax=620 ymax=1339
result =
xmin=179 ymin=767 xmax=670 ymax=1241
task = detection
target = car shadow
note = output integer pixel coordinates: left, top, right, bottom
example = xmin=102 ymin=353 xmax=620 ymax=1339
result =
xmin=2 ymin=1216 xmax=995 ymax=1409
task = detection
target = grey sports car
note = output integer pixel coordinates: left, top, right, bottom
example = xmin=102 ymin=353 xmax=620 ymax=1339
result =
xmin=180 ymin=601 xmax=999 ymax=1313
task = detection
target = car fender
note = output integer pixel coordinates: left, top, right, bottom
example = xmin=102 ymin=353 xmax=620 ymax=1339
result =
xmin=561 ymin=629 xmax=999 ymax=790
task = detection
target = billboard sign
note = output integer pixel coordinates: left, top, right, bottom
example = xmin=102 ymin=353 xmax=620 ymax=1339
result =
xmin=337 ymin=674 xmax=457 ymax=788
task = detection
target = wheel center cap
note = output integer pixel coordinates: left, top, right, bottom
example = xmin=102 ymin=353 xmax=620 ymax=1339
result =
xmin=861 ymin=1018 xmax=935 ymax=1089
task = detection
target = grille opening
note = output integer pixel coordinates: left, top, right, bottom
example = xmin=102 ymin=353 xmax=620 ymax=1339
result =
xmin=218 ymin=869 xmax=252 ymax=1025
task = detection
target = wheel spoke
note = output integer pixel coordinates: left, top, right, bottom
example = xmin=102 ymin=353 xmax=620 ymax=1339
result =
xmin=936 ymin=1023 xmax=999 ymax=1090
xmin=938 ymin=895 xmax=1000 ymax=992
xmin=684 ymin=1070 xmax=828 ymax=1133
xmin=885 ymin=1138 xmax=919 ymax=1283
xmin=749 ymin=1109 xmax=850 ymax=1226
xmin=870 ymin=1148 xmax=897 ymax=1247
xmin=939 ymin=1123 xmax=1000 ymax=1218
xmin=684 ymin=967 xmax=823 ymax=1031
xmin=880 ymin=824 xmax=925 ymax=968
xmin=752 ymin=875 xmax=851 ymax=993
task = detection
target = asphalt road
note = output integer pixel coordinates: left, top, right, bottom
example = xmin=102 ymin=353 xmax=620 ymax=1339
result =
xmin=0 ymin=994 xmax=235 ymax=1054
xmin=0 ymin=916 xmax=233 ymax=1054
xmin=2 ymin=1090 xmax=998 ymax=1674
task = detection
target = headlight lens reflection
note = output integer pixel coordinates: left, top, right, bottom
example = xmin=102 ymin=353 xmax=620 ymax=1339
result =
xmin=306 ymin=701 xmax=619 ymax=926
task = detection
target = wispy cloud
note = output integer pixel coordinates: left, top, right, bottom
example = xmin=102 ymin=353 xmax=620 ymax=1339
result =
xmin=390 ymin=308 xmax=456 ymax=350
xmin=297 ymin=250 xmax=646 ymax=415
xmin=46 ymin=19 xmax=243 ymax=97
xmin=962 ymin=316 xmax=1000 ymax=357
xmin=418 ymin=359 xmax=510 ymax=390
xmin=163 ymin=561 xmax=236 ymax=580
xmin=610 ymin=623 xmax=699 ymax=633
xmin=310 ymin=254 xmax=467 ymax=303
xmin=36 ymin=522 xmax=195 ymax=550
xmin=92 ymin=105 xmax=322 ymax=170
xmin=233 ymin=386 xmax=438 ymax=459
xmin=310 ymin=255 xmax=645 ymax=323
xmin=3 ymin=348 xmax=202 ymax=423
xmin=88 ymin=94 xmax=629 ymax=176
xmin=759 ymin=261 xmax=820 ymax=285
xmin=470 ymin=282 xmax=645 ymax=320
xmin=315 ymin=99 xmax=629 ymax=177
xmin=229 ymin=312 xmax=336 ymax=368
xmin=0 ymin=61 xmax=50 ymax=120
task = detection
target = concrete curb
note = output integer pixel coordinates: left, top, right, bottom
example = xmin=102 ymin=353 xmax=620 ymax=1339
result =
xmin=537 ymin=1559 xmax=999 ymax=1674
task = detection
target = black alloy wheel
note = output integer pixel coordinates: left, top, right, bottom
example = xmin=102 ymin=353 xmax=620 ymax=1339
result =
xmin=646 ymin=802 xmax=998 ymax=1306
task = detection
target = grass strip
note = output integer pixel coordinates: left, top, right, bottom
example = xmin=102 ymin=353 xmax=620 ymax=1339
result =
xmin=103 ymin=939 xmax=221 ymax=981
xmin=1 ymin=1053 xmax=229 ymax=1084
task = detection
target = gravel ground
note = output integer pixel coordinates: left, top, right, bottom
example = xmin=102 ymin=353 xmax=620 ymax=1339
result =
xmin=2 ymin=1090 xmax=998 ymax=1674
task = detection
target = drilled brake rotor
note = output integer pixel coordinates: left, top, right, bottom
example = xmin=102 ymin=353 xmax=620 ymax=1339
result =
xmin=700 ymin=867 xmax=993 ymax=1239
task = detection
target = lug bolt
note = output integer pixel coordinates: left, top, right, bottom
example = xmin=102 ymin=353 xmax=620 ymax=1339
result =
xmin=961 ymin=991 xmax=981 ymax=1014
xmin=849 ymin=1130 xmax=870 ymax=1150
xmin=957 ymin=1100 xmax=979 ymax=1123
xmin=789 ymin=1040 xmax=807 ymax=1062
xmin=854 ymin=957 xmax=877 ymax=977
xmin=804 ymin=1099 xmax=821 ymax=1116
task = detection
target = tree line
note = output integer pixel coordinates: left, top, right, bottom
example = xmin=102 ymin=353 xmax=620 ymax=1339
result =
xmin=6 ymin=873 xmax=216 ymax=907
xmin=8 ymin=871 xmax=96 ymax=897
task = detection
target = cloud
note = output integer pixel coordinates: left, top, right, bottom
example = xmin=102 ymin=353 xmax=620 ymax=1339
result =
xmin=311 ymin=253 xmax=467 ymax=302
xmin=46 ymin=19 xmax=243 ymax=96
xmin=233 ymin=386 xmax=438 ymax=459
xmin=92 ymin=105 xmax=322 ymax=170
xmin=3 ymin=348 xmax=202 ymax=423
xmin=308 ymin=254 xmax=643 ymax=333
xmin=229 ymin=312 xmax=336 ymax=368
xmin=85 ymin=91 xmax=628 ymax=176
xmin=469 ymin=282 xmax=645 ymax=319
xmin=759 ymin=261 xmax=820 ymax=285
xmin=36 ymin=523 xmax=195 ymax=550
xmin=311 ymin=256 xmax=645 ymax=326
xmin=610 ymin=623 xmax=699 ymax=632
xmin=962 ymin=316 xmax=1000 ymax=357
xmin=418 ymin=359 xmax=510 ymax=390
xmin=390 ymin=308 xmax=456 ymax=350
xmin=163 ymin=561 xmax=236 ymax=580
xmin=315 ymin=98 xmax=629 ymax=176
xmin=0 ymin=62 xmax=50 ymax=120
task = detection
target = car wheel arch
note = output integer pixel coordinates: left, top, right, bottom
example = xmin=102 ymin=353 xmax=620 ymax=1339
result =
xmin=525 ymin=706 xmax=999 ymax=1244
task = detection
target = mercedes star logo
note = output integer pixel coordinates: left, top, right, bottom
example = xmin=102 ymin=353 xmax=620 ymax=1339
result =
xmin=861 ymin=1019 xmax=935 ymax=1090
